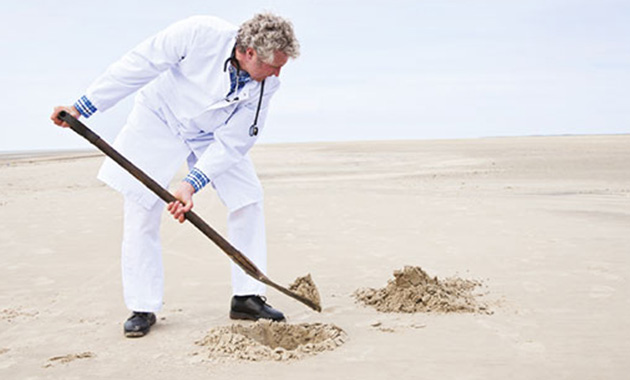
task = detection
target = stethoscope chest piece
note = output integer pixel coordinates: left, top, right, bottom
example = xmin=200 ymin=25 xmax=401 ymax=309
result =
xmin=249 ymin=125 xmax=259 ymax=136
xmin=248 ymin=79 xmax=265 ymax=137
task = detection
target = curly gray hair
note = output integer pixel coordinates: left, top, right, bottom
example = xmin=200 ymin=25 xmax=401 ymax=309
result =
xmin=236 ymin=13 xmax=300 ymax=63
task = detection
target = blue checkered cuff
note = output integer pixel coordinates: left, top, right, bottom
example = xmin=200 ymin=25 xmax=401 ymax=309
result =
xmin=183 ymin=168 xmax=211 ymax=193
xmin=73 ymin=95 xmax=97 ymax=118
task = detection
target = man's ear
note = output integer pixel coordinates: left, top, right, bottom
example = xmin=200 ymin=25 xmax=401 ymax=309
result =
xmin=246 ymin=47 xmax=256 ymax=60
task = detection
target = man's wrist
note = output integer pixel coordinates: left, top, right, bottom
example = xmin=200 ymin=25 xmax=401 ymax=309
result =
xmin=180 ymin=180 xmax=195 ymax=194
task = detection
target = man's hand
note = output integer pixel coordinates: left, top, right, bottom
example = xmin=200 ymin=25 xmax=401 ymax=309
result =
xmin=167 ymin=181 xmax=196 ymax=223
xmin=51 ymin=105 xmax=80 ymax=128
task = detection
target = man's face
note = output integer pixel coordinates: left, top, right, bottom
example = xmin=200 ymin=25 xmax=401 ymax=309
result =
xmin=243 ymin=48 xmax=289 ymax=82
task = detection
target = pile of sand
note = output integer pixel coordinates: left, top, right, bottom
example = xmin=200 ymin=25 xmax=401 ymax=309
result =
xmin=354 ymin=266 xmax=489 ymax=313
xmin=194 ymin=320 xmax=347 ymax=361
xmin=288 ymin=273 xmax=322 ymax=311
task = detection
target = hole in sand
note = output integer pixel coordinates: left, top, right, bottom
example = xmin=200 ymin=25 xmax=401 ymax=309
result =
xmin=195 ymin=320 xmax=347 ymax=361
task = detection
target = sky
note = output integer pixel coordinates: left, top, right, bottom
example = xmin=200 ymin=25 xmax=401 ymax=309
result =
xmin=0 ymin=0 xmax=628 ymax=152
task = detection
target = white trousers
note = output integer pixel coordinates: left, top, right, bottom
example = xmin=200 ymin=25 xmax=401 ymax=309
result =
xmin=99 ymin=102 xmax=268 ymax=313
xmin=122 ymin=198 xmax=267 ymax=312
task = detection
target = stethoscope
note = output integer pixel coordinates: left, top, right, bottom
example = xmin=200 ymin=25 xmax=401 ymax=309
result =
xmin=223 ymin=47 xmax=265 ymax=137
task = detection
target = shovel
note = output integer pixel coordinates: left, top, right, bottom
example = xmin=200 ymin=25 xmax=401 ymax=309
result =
xmin=57 ymin=111 xmax=321 ymax=312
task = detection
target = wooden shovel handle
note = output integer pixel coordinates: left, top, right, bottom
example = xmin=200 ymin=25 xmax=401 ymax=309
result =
xmin=58 ymin=111 xmax=321 ymax=312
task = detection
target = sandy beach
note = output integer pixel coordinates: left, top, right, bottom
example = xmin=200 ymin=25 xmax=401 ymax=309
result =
xmin=1 ymin=135 xmax=629 ymax=379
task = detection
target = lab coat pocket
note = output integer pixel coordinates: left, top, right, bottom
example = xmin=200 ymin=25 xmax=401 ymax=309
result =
xmin=220 ymin=103 xmax=239 ymax=124
xmin=190 ymin=103 xmax=237 ymax=133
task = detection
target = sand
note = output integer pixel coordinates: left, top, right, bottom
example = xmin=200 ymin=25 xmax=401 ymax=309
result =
xmin=1 ymin=136 xmax=629 ymax=379
xmin=44 ymin=352 xmax=95 ymax=368
xmin=354 ymin=265 xmax=489 ymax=313
xmin=194 ymin=320 xmax=346 ymax=362
xmin=288 ymin=273 xmax=322 ymax=311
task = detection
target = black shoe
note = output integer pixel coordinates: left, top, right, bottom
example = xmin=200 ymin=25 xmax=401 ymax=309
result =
xmin=230 ymin=295 xmax=286 ymax=322
xmin=124 ymin=312 xmax=156 ymax=338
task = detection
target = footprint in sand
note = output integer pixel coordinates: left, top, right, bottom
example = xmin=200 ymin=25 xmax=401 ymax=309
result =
xmin=1 ymin=308 xmax=39 ymax=322
xmin=589 ymin=285 xmax=615 ymax=299
xmin=43 ymin=352 xmax=95 ymax=368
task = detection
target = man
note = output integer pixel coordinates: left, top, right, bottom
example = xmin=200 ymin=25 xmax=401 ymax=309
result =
xmin=50 ymin=13 xmax=300 ymax=338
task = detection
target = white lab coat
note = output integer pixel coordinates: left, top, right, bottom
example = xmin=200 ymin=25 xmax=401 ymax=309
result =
xmin=86 ymin=15 xmax=280 ymax=211
xmin=82 ymin=16 xmax=277 ymax=306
